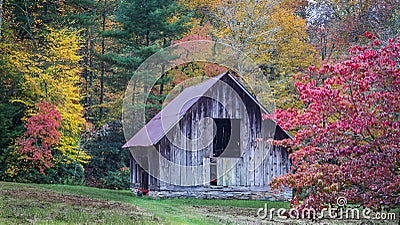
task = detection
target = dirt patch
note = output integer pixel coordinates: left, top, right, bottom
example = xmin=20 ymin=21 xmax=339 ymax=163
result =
xmin=0 ymin=186 xmax=162 ymax=224
xmin=190 ymin=205 xmax=277 ymax=224
xmin=192 ymin=205 xmax=257 ymax=218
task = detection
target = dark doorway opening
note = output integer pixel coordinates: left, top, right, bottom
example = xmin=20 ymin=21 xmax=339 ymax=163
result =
xmin=212 ymin=118 xmax=241 ymax=158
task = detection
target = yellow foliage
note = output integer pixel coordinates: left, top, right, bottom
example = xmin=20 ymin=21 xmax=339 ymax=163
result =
xmin=181 ymin=0 xmax=319 ymax=109
xmin=184 ymin=0 xmax=318 ymax=70
xmin=179 ymin=0 xmax=222 ymax=10
xmin=267 ymin=6 xmax=318 ymax=73
xmin=5 ymin=165 xmax=19 ymax=178
xmin=12 ymin=27 xmax=90 ymax=164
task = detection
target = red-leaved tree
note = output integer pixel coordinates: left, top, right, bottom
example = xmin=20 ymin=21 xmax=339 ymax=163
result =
xmin=270 ymin=33 xmax=400 ymax=212
xmin=18 ymin=102 xmax=62 ymax=174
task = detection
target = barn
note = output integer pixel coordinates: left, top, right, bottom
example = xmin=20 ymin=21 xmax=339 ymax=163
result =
xmin=123 ymin=72 xmax=292 ymax=200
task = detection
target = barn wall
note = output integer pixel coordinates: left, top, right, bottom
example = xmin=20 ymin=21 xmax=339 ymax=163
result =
xmin=129 ymin=146 xmax=159 ymax=189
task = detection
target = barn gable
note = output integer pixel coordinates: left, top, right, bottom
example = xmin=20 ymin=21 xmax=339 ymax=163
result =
xmin=124 ymin=72 xmax=290 ymax=148
xmin=124 ymin=72 xmax=292 ymax=200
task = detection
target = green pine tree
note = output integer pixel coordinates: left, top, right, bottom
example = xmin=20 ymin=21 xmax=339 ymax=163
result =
xmin=107 ymin=0 xmax=190 ymax=120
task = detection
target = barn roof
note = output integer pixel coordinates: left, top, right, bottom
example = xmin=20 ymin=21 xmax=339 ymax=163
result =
xmin=123 ymin=72 xmax=291 ymax=148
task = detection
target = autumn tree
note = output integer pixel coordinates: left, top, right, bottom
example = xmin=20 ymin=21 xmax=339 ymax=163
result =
xmin=179 ymin=0 xmax=318 ymax=109
xmin=266 ymin=2 xmax=319 ymax=109
xmin=305 ymin=0 xmax=400 ymax=61
xmin=18 ymin=102 xmax=61 ymax=174
xmin=167 ymin=22 xmax=227 ymax=86
xmin=13 ymin=27 xmax=90 ymax=165
xmin=182 ymin=0 xmax=277 ymax=76
xmin=0 ymin=28 xmax=25 ymax=164
xmin=0 ymin=0 xmax=112 ymax=184
xmin=271 ymin=34 xmax=400 ymax=212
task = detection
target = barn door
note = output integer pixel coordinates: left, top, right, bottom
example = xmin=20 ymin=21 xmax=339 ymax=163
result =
xmin=137 ymin=165 xmax=149 ymax=190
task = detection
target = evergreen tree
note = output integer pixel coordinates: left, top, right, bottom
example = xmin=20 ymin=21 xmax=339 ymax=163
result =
xmin=109 ymin=0 xmax=190 ymax=118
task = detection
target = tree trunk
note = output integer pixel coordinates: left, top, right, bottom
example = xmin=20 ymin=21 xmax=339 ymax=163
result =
xmin=88 ymin=26 xmax=94 ymax=120
xmin=82 ymin=29 xmax=89 ymax=111
xmin=99 ymin=0 xmax=107 ymax=122
xmin=0 ymin=0 xmax=4 ymax=37
xmin=146 ymin=30 xmax=149 ymax=46
xmin=159 ymin=64 xmax=165 ymax=105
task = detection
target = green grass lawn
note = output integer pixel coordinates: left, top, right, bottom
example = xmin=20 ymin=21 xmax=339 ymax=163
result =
xmin=0 ymin=181 xmax=289 ymax=225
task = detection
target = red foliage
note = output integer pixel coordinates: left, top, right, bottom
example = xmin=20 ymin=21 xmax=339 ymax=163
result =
xmin=18 ymin=102 xmax=62 ymax=174
xmin=270 ymin=36 xmax=400 ymax=212
xmin=120 ymin=166 xmax=129 ymax=172
xmin=172 ymin=22 xmax=213 ymax=44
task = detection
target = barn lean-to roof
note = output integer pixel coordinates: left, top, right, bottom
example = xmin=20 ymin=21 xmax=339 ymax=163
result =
xmin=123 ymin=72 xmax=292 ymax=148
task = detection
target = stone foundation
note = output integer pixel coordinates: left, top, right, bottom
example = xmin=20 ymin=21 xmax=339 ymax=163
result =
xmin=131 ymin=186 xmax=292 ymax=201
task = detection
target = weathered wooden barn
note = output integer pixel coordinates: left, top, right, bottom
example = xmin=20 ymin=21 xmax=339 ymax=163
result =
xmin=123 ymin=72 xmax=292 ymax=200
